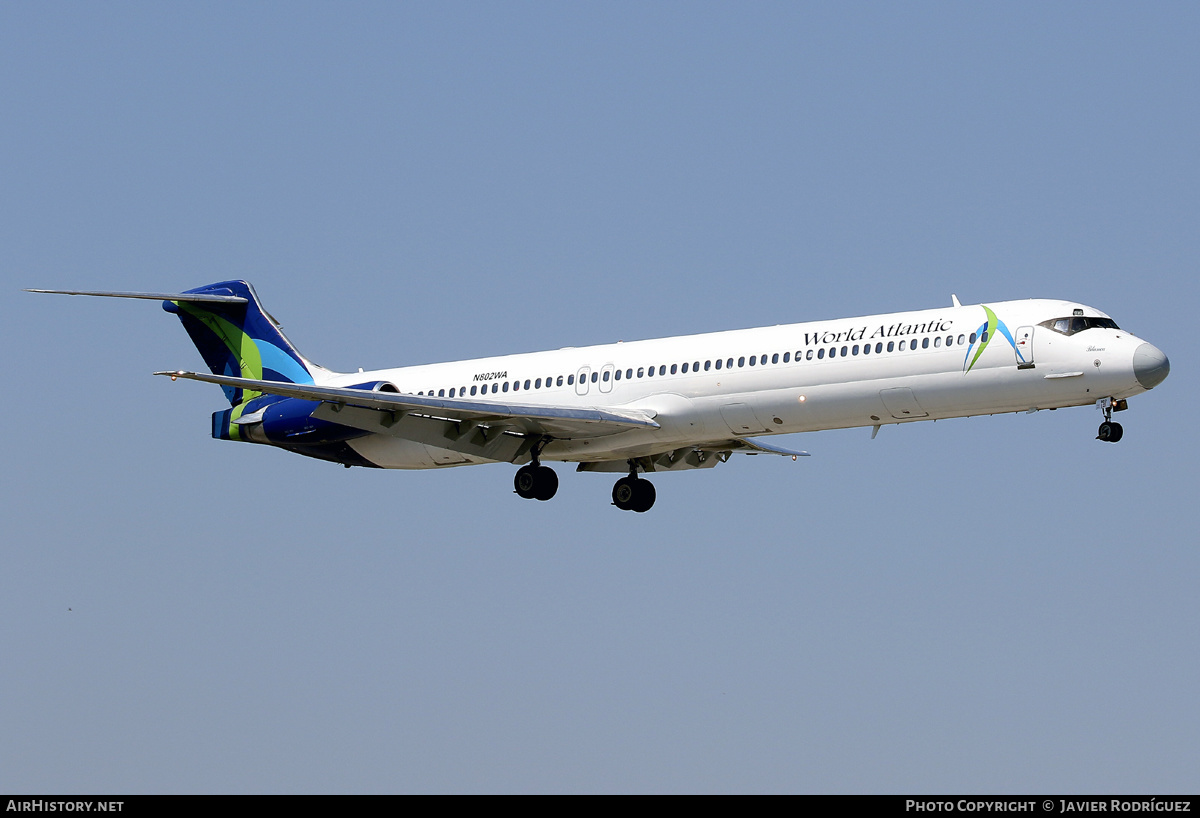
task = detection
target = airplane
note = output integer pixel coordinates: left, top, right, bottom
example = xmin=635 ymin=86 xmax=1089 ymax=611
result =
xmin=28 ymin=280 xmax=1169 ymax=512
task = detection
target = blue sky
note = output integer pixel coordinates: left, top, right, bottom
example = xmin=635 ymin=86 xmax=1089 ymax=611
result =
xmin=3 ymin=2 xmax=1197 ymax=793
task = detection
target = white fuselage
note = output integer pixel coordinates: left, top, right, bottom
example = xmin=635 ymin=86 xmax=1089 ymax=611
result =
xmin=320 ymin=299 xmax=1162 ymax=469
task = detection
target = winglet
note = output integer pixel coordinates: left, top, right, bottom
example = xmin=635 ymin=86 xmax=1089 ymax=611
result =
xmin=951 ymin=294 xmax=962 ymax=308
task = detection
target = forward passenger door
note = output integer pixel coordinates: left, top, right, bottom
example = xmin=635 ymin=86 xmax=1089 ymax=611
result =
xmin=1015 ymin=326 xmax=1035 ymax=368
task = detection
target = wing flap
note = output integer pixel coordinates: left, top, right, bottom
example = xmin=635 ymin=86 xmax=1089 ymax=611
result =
xmin=576 ymin=437 xmax=809 ymax=473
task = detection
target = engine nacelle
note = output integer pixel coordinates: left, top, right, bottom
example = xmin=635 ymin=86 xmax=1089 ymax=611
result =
xmin=258 ymin=398 xmax=366 ymax=444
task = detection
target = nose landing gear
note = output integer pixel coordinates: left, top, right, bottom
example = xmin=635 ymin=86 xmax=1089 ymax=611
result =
xmin=1096 ymin=398 xmax=1124 ymax=443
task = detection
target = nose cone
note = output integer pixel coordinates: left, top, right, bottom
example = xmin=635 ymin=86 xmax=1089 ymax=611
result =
xmin=1133 ymin=343 xmax=1170 ymax=389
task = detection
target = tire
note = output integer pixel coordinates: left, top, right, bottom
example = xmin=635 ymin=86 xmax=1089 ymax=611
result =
xmin=514 ymin=465 xmax=539 ymax=499
xmin=533 ymin=466 xmax=559 ymax=501
xmin=612 ymin=476 xmax=637 ymax=510
xmin=631 ymin=479 xmax=656 ymax=513
xmin=1097 ymin=421 xmax=1113 ymax=442
xmin=1108 ymin=422 xmax=1124 ymax=443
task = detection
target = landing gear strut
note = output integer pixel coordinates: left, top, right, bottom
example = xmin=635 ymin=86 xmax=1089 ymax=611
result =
xmin=1097 ymin=399 xmax=1124 ymax=443
xmin=612 ymin=466 xmax=656 ymax=513
xmin=514 ymin=441 xmax=558 ymax=501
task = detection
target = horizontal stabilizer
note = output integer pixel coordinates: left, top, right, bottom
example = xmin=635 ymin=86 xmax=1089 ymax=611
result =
xmin=25 ymin=288 xmax=248 ymax=304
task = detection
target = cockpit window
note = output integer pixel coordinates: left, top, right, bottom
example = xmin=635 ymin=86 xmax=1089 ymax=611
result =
xmin=1041 ymin=316 xmax=1119 ymax=336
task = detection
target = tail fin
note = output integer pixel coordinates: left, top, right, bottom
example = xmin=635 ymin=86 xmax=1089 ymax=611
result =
xmin=162 ymin=280 xmax=317 ymax=405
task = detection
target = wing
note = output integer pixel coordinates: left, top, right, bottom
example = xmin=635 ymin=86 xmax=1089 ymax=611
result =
xmin=723 ymin=438 xmax=810 ymax=457
xmin=156 ymin=370 xmax=659 ymax=439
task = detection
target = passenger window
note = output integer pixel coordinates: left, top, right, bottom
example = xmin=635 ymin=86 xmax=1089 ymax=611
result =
xmin=568 ymin=375 xmax=574 ymax=385
xmin=647 ymin=366 xmax=654 ymax=377
xmin=957 ymin=335 xmax=965 ymax=345
xmin=693 ymin=361 xmax=700 ymax=371
xmin=491 ymin=383 xmax=499 ymax=393
xmin=502 ymin=382 xmax=509 ymax=392
xmin=704 ymin=360 xmax=711 ymax=371
xmin=524 ymin=379 xmax=530 ymax=390
xmin=981 ymin=331 xmax=989 ymax=342
xmin=772 ymin=353 xmax=779 ymax=364
xmin=671 ymin=364 xmax=678 ymax=374
xmin=922 ymin=338 xmax=929 ymax=349
xmin=681 ymin=362 xmax=688 ymax=373
xmin=817 ymin=348 xmax=825 ymax=359
xmin=852 ymin=345 xmax=859 ymax=355
xmin=783 ymin=352 xmax=790 ymax=363
xmin=862 ymin=344 xmax=870 ymax=355
xmin=626 ymin=368 xmax=632 ymax=379
xmin=470 ymin=385 xmax=477 ymax=396
xmin=840 ymin=346 xmax=848 ymax=357
xmin=934 ymin=336 xmax=942 ymax=348
xmin=726 ymin=358 xmax=734 ymax=369
xmin=806 ymin=350 xmax=813 ymax=360
xmin=591 ymin=371 xmax=598 ymax=383
xmin=715 ymin=359 xmax=722 ymax=370
xmin=738 ymin=357 xmax=745 ymax=367
xmin=899 ymin=340 xmax=907 ymax=351
xmin=637 ymin=367 xmax=645 ymax=377
xmin=614 ymin=370 xmax=621 ymax=381
xmin=887 ymin=341 xmax=895 ymax=352
xmin=749 ymin=356 xmax=756 ymax=366
xmin=969 ymin=332 xmax=977 ymax=344
xmin=602 ymin=370 xmax=609 ymax=382
xmin=535 ymin=378 xmax=542 ymax=389
xmin=449 ymin=388 xmax=456 ymax=397
xmin=659 ymin=365 xmax=666 ymax=376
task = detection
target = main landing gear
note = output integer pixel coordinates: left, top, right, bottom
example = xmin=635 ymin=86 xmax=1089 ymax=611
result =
xmin=1096 ymin=398 xmax=1124 ymax=444
xmin=513 ymin=444 xmax=656 ymax=512
xmin=611 ymin=468 xmax=656 ymax=513
xmin=514 ymin=462 xmax=559 ymax=501
xmin=514 ymin=439 xmax=559 ymax=501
